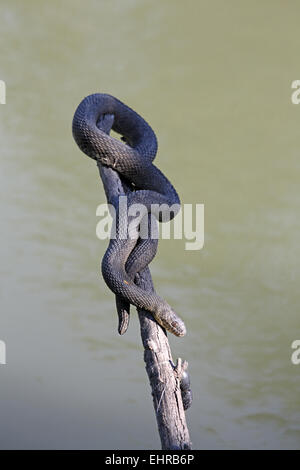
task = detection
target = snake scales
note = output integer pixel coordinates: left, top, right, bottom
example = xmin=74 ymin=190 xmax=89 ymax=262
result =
xmin=72 ymin=93 xmax=186 ymax=337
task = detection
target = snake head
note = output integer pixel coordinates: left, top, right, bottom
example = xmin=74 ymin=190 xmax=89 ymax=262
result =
xmin=154 ymin=304 xmax=186 ymax=337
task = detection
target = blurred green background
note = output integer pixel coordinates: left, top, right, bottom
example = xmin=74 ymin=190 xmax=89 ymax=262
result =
xmin=0 ymin=0 xmax=299 ymax=449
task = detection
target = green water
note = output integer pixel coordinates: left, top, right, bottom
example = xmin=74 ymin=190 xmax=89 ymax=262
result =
xmin=0 ymin=0 xmax=299 ymax=449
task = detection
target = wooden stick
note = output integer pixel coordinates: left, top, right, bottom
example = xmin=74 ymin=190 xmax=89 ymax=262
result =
xmin=135 ymin=269 xmax=192 ymax=450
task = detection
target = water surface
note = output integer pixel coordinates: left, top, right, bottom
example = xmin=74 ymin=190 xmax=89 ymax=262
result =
xmin=0 ymin=0 xmax=299 ymax=449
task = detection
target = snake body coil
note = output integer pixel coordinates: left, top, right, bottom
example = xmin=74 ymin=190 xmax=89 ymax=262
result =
xmin=72 ymin=93 xmax=186 ymax=337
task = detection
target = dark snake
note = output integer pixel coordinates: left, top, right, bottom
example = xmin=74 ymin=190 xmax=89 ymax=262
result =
xmin=72 ymin=93 xmax=186 ymax=337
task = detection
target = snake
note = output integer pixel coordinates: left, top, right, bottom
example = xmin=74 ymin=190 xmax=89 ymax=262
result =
xmin=72 ymin=93 xmax=186 ymax=337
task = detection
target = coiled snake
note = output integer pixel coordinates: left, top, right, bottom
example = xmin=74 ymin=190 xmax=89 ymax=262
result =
xmin=72 ymin=93 xmax=186 ymax=337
